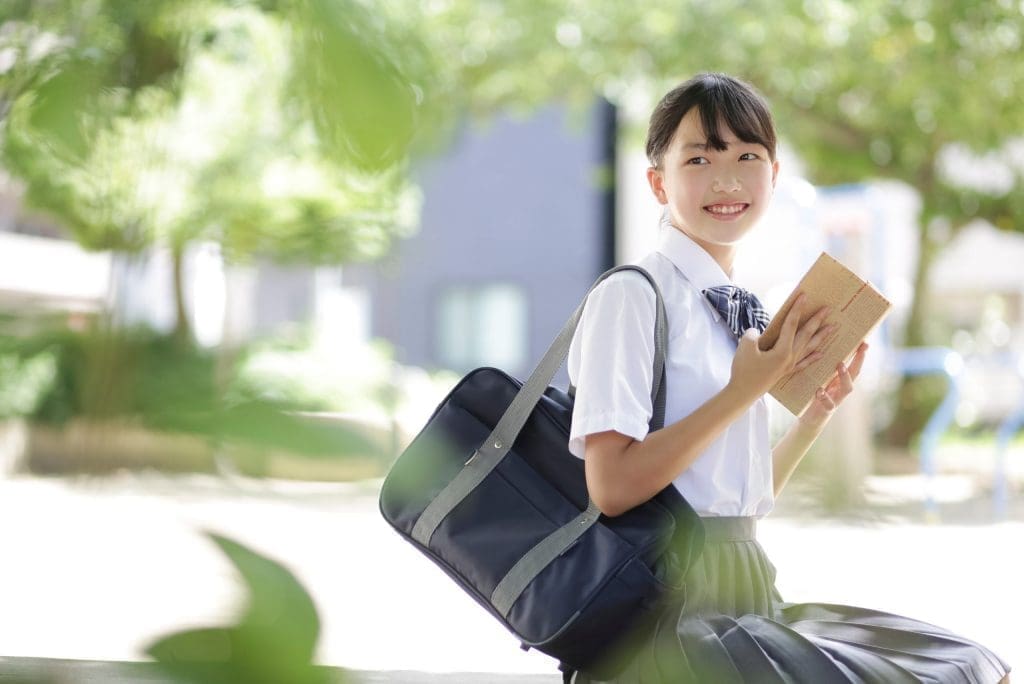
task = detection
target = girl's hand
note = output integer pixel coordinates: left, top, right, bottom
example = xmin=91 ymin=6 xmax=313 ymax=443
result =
xmin=728 ymin=293 xmax=834 ymax=402
xmin=800 ymin=342 xmax=869 ymax=428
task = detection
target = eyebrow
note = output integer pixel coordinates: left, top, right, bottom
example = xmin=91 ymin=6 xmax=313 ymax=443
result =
xmin=681 ymin=139 xmax=757 ymax=152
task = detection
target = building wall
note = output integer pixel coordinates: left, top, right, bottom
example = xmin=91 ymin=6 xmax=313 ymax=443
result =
xmin=348 ymin=101 xmax=614 ymax=385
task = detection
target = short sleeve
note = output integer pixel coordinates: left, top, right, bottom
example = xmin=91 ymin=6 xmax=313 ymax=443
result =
xmin=567 ymin=271 xmax=657 ymax=459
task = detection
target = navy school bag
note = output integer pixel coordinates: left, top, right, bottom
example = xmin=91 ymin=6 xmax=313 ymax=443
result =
xmin=378 ymin=265 xmax=704 ymax=678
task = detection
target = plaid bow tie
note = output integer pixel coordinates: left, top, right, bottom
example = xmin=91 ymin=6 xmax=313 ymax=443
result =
xmin=703 ymin=285 xmax=770 ymax=339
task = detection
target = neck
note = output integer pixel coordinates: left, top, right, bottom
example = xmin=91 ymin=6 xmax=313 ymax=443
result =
xmin=673 ymin=226 xmax=737 ymax=278
xmin=704 ymin=242 xmax=736 ymax=279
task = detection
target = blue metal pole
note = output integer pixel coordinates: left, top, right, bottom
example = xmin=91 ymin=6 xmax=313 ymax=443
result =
xmin=890 ymin=347 xmax=963 ymax=520
xmin=993 ymin=396 xmax=1024 ymax=519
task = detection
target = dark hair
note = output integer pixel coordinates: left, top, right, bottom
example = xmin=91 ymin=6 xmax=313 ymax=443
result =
xmin=645 ymin=73 xmax=777 ymax=168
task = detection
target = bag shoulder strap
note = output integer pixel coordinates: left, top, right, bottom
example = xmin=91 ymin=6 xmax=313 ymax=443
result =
xmin=411 ymin=265 xmax=668 ymax=550
xmin=567 ymin=264 xmax=668 ymax=431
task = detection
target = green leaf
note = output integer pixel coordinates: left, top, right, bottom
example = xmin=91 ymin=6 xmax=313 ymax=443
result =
xmin=290 ymin=0 xmax=421 ymax=170
xmin=145 ymin=531 xmax=336 ymax=684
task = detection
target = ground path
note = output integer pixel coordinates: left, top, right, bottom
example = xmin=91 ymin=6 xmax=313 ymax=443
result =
xmin=1 ymin=472 xmax=1019 ymax=681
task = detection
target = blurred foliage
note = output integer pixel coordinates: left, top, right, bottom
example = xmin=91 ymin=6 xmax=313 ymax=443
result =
xmin=0 ymin=325 xmax=379 ymax=459
xmin=233 ymin=330 xmax=463 ymax=474
xmin=0 ymin=0 xmax=437 ymax=341
xmin=3 ymin=1 xmax=1019 ymax=264
xmin=2 ymin=1 xmax=1021 ymax=445
xmin=236 ymin=329 xmax=397 ymax=415
xmin=147 ymin=531 xmax=343 ymax=684
xmin=0 ymin=314 xmax=465 ymax=476
xmin=407 ymin=0 xmax=1024 ymax=226
xmin=3 ymin=0 xmax=1022 ymax=279
xmin=0 ymin=347 xmax=55 ymax=419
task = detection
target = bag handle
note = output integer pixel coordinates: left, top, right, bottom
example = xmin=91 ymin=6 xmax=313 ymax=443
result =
xmin=412 ymin=265 xmax=668 ymax=556
xmin=567 ymin=266 xmax=668 ymax=431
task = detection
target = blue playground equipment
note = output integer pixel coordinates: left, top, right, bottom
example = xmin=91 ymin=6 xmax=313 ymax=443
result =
xmin=992 ymin=357 xmax=1024 ymax=519
xmin=887 ymin=347 xmax=964 ymax=519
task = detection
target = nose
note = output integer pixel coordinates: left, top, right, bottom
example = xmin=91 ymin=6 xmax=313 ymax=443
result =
xmin=712 ymin=175 xmax=742 ymax=192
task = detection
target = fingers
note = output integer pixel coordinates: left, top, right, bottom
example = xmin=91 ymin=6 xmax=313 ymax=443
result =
xmin=836 ymin=362 xmax=854 ymax=394
xmin=847 ymin=342 xmax=868 ymax=380
xmin=778 ymin=293 xmax=804 ymax=347
xmin=837 ymin=343 xmax=868 ymax=389
xmin=803 ymin=320 xmax=835 ymax=354
xmin=794 ymin=304 xmax=831 ymax=350
xmin=828 ymin=344 xmax=867 ymax=395
xmin=823 ymin=343 xmax=869 ymax=399
xmin=738 ymin=328 xmax=761 ymax=352
xmin=794 ymin=349 xmax=823 ymax=372
xmin=815 ymin=386 xmax=837 ymax=411
xmin=795 ymin=336 xmax=867 ymax=379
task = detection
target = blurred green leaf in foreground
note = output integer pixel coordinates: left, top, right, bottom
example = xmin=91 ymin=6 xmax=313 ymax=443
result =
xmin=147 ymin=531 xmax=343 ymax=684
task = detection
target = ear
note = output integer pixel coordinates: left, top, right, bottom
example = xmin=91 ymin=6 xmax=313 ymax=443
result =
xmin=771 ymin=159 xmax=780 ymax=189
xmin=647 ymin=167 xmax=668 ymax=205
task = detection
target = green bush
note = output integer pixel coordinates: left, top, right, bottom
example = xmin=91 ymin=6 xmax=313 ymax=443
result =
xmin=0 ymin=349 xmax=57 ymax=420
xmin=0 ymin=325 xmax=379 ymax=461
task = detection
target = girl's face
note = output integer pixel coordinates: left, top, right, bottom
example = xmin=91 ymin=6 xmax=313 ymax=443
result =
xmin=647 ymin=107 xmax=779 ymax=258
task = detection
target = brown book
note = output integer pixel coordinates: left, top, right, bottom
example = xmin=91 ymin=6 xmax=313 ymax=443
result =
xmin=757 ymin=252 xmax=892 ymax=416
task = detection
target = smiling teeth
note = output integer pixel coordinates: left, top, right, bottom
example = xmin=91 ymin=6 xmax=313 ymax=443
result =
xmin=707 ymin=204 xmax=747 ymax=215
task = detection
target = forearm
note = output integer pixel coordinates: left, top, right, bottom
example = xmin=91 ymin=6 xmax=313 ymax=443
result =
xmin=587 ymin=383 xmax=759 ymax=516
xmin=771 ymin=417 xmax=828 ymax=497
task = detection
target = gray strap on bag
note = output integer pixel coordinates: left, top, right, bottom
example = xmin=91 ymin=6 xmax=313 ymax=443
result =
xmin=410 ymin=265 xmax=669 ymax=616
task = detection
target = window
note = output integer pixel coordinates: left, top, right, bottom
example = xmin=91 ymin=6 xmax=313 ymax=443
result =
xmin=437 ymin=284 xmax=528 ymax=372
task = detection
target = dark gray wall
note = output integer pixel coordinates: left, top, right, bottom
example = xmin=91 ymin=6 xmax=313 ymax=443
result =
xmin=349 ymin=100 xmax=613 ymax=385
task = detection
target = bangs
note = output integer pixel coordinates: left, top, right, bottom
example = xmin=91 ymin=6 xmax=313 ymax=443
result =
xmin=646 ymin=73 xmax=777 ymax=167
xmin=695 ymin=80 xmax=775 ymax=156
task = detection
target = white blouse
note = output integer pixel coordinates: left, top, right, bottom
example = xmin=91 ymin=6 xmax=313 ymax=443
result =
xmin=567 ymin=223 xmax=773 ymax=517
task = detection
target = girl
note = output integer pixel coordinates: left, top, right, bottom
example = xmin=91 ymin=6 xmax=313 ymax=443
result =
xmin=566 ymin=73 xmax=1010 ymax=683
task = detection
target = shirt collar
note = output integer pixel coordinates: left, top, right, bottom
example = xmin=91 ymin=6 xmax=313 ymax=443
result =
xmin=655 ymin=215 xmax=734 ymax=293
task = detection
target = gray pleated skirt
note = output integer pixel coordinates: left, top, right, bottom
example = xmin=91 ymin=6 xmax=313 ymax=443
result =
xmin=576 ymin=517 xmax=1009 ymax=684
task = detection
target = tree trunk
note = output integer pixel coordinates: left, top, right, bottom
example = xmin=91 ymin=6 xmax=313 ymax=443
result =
xmin=882 ymin=202 xmax=947 ymax=448
xmin=171 ymin=244 xmax=192 ymax=347
xmin=903 ymin=213 xmax=939 ymax=349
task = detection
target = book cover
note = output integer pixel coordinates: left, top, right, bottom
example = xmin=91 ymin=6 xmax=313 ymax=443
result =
xmin=757 ymin=252 xmax=892 ymax=416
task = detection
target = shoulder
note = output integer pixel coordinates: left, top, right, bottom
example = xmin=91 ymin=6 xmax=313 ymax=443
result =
xmin=589 ymin=266 xmax=658 ymax=308
xmin=632 ymin=252 xmax=704 ymax=338
xmin=576 ymin=268 xmax=658 ymax=342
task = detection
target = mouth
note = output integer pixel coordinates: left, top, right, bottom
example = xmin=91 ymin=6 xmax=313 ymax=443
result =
xmin=703 ymin=203 xmax=750 ymax=219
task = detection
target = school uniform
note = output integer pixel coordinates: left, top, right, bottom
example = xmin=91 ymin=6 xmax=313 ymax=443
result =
xmin=566 ymin=222 xmax=1010 ymax=683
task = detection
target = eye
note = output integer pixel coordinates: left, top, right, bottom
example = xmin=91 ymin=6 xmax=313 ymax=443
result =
xmin=686 ymin=157 xmax=709 ymax=165
xmin=739 ymin=152 xmax=760 ymax=161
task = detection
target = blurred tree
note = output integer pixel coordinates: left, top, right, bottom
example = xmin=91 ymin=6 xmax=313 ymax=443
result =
xmin=408 ymin=0 xmax=1024 ymax=444
xmin=0 ymin=0 xmax=443 ymax=344
xmin=3 ymin=0 xmax=1022 ymax=440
